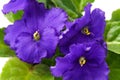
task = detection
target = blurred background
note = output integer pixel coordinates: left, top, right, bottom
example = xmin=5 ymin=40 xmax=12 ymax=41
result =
xmin=0 ymin=0 xmax=120 ymax=73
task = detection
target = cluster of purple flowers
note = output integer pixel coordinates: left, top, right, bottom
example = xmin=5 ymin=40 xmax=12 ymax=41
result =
xmin=3 ymin=0 xmax=109 ymax=80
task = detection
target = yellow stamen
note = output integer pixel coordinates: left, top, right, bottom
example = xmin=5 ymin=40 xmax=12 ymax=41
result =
xmin=33 ymin=31 xmax=40 ymax=41
xmin=79 ymin=57 xmax=86 ymax=67
xmin=82 ymin=27 xmax=91 ymax=35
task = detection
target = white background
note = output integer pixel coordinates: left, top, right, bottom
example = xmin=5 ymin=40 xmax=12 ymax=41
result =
xmin=0 ymin=0 xmax=120 ymax=73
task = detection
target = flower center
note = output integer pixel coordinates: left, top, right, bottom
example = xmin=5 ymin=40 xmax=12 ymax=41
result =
xmin=79 ymin=57 xmax=86 ymax=67
xmin=33 ymin=31 xmax=40 ymax=41
xmin=82 ymin=27 xmax=90 ymax=35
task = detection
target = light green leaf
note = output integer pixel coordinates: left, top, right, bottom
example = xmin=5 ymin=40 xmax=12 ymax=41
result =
xmin=5 ymin=10 xmax=23 ymax=23
xmin=111 ymin=9 xmax=120 ymax=21
xmin=107 ymin=42 xmax=120 ymax=55
xmin=105 ymin=21 xmax=120 ymax=54
xmin=0 ymin=28 xmax=15 ymax=57
xmin=0 ymin=57 xmax=54 ymax=80
xmin=51 ymin=0 xmax=94 ymax=20
xmin=107 ymin=51 xmax=120 ymax=80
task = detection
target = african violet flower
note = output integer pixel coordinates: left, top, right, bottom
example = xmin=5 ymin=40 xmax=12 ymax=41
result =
xmin=4 ymin=2 xmax=67 ymax=63
xmin=51 ymin=41 xmax=109 ymax=80
xmin=2 ymin=0 xmax=35 ymax=14
xmin=59 ymin=3 xmax=106 ymax=54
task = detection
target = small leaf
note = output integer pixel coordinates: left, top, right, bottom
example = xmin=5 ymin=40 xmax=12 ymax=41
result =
xmin=111 ymin=9 xmax=120 ymax=21
xmin=107 ymin=51 xmax=120 ymax=80
xmin=0 ymin=28 xmax=15 ymax=57
xmin=105 ymin=21 xmax=120 ymax=54
xmin=51 ymin=0 xmax=94 ymax=20
xmin=0 ymin=57 xmax=54 ymax=80
xmin=5 ymin=10 xmax=23 ymax=23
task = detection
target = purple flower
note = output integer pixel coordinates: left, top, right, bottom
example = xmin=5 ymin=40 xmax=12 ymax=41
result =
xmin=4 ymin=3 xmax=67 ymax=63
xmin=59 ymin=3 xmax=106 ymax=54
xmin=2 ymin=0 xmax=33 ymax=14
xmin=51 ymin=41 xmax=109 ymax=80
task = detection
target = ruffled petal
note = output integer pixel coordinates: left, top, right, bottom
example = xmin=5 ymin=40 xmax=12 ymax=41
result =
xmin=63 ymin=62 xmax=109 ymax=80
xmin=4 ymin=20 xmax=27 ymax=49
xmin=75 ymin=3 xmax=91 ymax=30
xmin=40 ymin=28 xmax=59 ymax=58
xmin=86 ymin=41 xmax=107 ymax=66
xmin=63 ymin=64 xmax=82 ymax=80
xmin=39 ymin=8 xmax=68 ymax=34
xmin=90 ymin=8 xmax=106 ymax=38
xmin=84 ymin=62 xmax=109 ymax=80
xmin=51 ymin=44 xmax=85 ymax=78
xmin=59 ymin=3 xmax=92 ymax=54
xmin=2 ymin=0 xmax=27 ymax=14
xmin=15 ymin=32 xmax=47 ymax=63
xmin=52 ymin=42 xmax=109 ymax=80
xmin=65 ymin=44 xmax=85 ymax=62
xmin=59 ymin=29 xmax=93 ymax=54
xmin=50 ymin=57 xmax=72 ymax=77
xmin=23 ymin=2 xmax=46 ymax=32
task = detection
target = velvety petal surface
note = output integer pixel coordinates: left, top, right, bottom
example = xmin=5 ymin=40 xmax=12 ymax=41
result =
xmin=39 ymin=8 xmax=68 ymax=34
xmin=52 ymin=42 xmax=109 ymax=80
xmin=4 ymin=1 xmax=65 ymax=63
xmin=59 ymin=3 xmax=106 ymax=55
xmin=40 ymin=28 xmax=59 ymax=58
xmin=51 ymin=44 xmax=85 ymax=77
xmin=59 ymin=30 xmax=94 ymax=54
xmin=65 ymin=44 xmax=85 ymax=62
xmin=15 ymin=32 xmax=47 ymax=63
xmin=59 ymin=3 xmax=92 ymax=54
xmin=2 ymin=0 xmax=27 ymax=14
xmin=23 ymin=2 xmax=46 ymax=33
xmin=50 ymin=57 xmax=72 ymax=77
xmin=63 ymin=62 xmax=109 ymax=80
xmin=90 ymin=8 xmax=106 ymax=38
xmin=75 ymin=3 xmax=91 ymax=30
xmin=4 ymin=20 xmax=27 ymax=49
xmin=86 ymin=41 xmax=107 ymax=66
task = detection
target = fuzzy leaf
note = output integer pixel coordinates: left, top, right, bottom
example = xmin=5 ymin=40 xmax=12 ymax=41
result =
xmin=105 ymin=21 xmax=120 ymax=54
xmin=5 ymin=10 xmax=23 ymax=23
xmin=107 ymin=51 xmax=120 ymax=80
xmin=111 ymin=9 xmax=120 ymax=21
xmin=0 ymin=57 xmax=54 ymax=80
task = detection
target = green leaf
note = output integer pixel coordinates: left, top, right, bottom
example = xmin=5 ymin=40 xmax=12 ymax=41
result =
xmin=37 ymin=0 xmax=54 ymax=9
xmin=51 ymin=0 xmax=94 ymax=20
xmin=111 ymin=9 xmax=120 ymax=21
xmin=54 ymin=77 xmax=62 ymax=80
xmin=105 ymin=9 xmax=120 ymax=54
xmin=105 ymin=21 xmax=120 ymax=54
xmin=5 ymin=10 xmax=23 ymax=23
xmin=0 ymin=57 xmax=54 ymax=80
xmin=107 ymin=51 xmax=120 ymax=80
xmin=0 ymin=28 xmax=15 ymax=57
